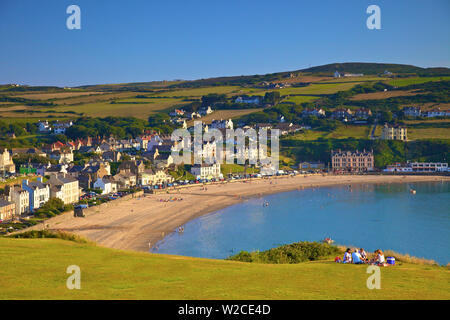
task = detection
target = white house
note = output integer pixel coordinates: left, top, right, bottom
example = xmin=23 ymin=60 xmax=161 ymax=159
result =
xmin=191 ymin=163 xmax=222 ymax=180
xmin=52 ymin=120 xmax=73 ymax=134
xmin=235 ymin=96 xmax=261 ymax=104
xmin=403 ymin=107 xmax=421 ymax=117
xmin=22 ymin=177 xmax=50 ymax=211
xmin=198 ymin=106 xmax=213 ymax=116
xmin=210 ymin=119 xmax=233 ymax=130
xmin=9 ymin=187 xmax=30 ymax=217
xmin=37 ymin=121 xmax=51 ymax=133
xmin=93 ymin=176 xmax=117 ymax=195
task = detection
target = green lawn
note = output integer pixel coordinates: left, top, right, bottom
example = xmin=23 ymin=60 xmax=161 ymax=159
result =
xmin=221 ymin=163 xmax=258 ymax=175
xmin=0 ymin=238 xmax=449 ymax=299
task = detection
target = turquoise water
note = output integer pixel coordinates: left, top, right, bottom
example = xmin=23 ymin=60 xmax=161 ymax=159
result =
xmin=154 ymin=181 xmax=450 ymax=265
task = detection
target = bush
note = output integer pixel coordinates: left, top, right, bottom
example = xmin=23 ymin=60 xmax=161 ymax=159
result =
xmin=227 ymin=241 xmax=341 ymax=264
xmin=9 ymin=230 xmax=90 ymax=243
xmin=34 ymin=198 xmax=71 ymax=218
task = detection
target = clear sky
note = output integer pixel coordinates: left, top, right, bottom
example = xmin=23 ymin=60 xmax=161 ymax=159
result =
xmin=1 ymin=0 xmax=449 ymax=87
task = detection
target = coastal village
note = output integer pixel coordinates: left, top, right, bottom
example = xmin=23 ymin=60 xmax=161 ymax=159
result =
xmin=0 ymin=108 xmax=448 ymax=224
xmin=1 ymin=0 xmax=450 ymax=301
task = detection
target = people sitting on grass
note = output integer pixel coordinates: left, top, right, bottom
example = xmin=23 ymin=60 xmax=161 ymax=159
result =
xmin=351 ymin=249 xmax=364 ymax=264
xmin=343 ymin=248 xmax=352 ymax=263
xmin=359 ymin=248 xmax=368 ymax=262
xmin=376 ymin=249 xmax=386 ymax=266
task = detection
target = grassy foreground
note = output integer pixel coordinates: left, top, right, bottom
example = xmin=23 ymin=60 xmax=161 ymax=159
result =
xmin=0 ymin=237 xmax=449 ymax=300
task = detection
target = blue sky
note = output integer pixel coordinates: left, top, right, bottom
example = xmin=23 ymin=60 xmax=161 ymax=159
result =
xmin=0 ymin=0 xmax=449 ymax=86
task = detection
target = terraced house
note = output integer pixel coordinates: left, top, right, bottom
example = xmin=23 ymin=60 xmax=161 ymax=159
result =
xmin=331 ymin=149 xmax=374 ymax=172
xmin=381 ymin=124 xmax=408 ymax=141
xmin=0 ymin=199 xmax=15 ymax=221
xmin=8 ymin=186 xmax=30 ymax=217
xmin=0 ymin=148 xmax=15 ymax=174
xmin=22 ymin=177 xmax=50 ymax=211
xmin=48 ymin=174 xmax=80 ymax=205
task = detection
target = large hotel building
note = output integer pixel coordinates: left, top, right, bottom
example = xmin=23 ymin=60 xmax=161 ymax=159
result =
xmin=331 ymin=149 xmax=375 ymax=172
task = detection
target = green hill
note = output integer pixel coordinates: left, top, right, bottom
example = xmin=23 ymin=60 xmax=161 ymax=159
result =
xmin=0 ymin=237 xmax=449 ymax=300
xmin=300 ymin=62 xmax=450 ymax=76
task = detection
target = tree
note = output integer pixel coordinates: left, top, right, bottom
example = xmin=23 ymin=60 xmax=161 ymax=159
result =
xmin=201 ymin=94 xmax=227 ymax=107
xmin=263 ymin=91 xmax=281 ymax=105
xmin=148 ymin=113 xmax=170 ymax=127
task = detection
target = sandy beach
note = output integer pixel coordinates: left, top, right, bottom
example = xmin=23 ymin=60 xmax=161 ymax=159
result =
xmin=30 ymin=174 xmax=449 ymax=252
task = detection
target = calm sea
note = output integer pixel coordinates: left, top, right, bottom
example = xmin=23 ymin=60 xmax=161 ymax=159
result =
xmin=154 ymin=181 xmax=450 ymax=265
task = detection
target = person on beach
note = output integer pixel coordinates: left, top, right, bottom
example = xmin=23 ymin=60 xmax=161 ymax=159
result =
xmin=343 ymin=248 xmax=352 ymax=263
xmin=351 ymin=249 xmax=364 ymax=264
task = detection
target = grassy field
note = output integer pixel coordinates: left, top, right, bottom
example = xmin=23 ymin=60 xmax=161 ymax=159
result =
xmin=220 ymin=163 xmax=258 ymax=175
xmin=0 ymin=237 xmax=448 ymax=299
xmin=53 ymin=98 xmax=184 ymax=119
xmin=387 ymin=76 xmax=450 ymax=87
xmin=283 ymin=95 xmax=318 ymax=104
xmin=150 ymin=86 xmax=249 ymax=98
xmin=276 ymin=82 xmax=365 ymax=95
xmin=408 ymin=127 xmax=450 ymax=140
xmin=350 ymin=90 xmax=419 ymax=101
xmin=284 ymin=125 xmax=371 ymax=141
xmin=11 ymin=91 xmax=105 ymax=100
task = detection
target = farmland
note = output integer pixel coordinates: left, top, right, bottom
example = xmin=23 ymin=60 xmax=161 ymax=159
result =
xmin=387 ymin=76 xmax=450 ymax=87
xmin=350 ymin=90 xmax=420 ymax=101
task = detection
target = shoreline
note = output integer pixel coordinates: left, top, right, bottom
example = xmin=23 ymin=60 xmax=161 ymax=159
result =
xmin=22 ymin=174 xmax=450 ymax=253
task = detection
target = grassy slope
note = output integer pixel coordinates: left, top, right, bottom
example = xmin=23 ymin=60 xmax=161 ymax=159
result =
xmin=0 ymin=238 xmax=449 ymax=300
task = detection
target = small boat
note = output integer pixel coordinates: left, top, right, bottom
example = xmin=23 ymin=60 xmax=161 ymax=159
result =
xmin=323 ymin=237 xmax=334 ymax=244
xmin=410 ymin=189 xmax=416 ymax=194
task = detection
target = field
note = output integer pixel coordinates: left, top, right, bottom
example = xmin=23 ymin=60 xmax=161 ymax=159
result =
xmin=283 ymin=95 xmax=318 ymax=104
xmin=350 ymin=90 xmax=420 ymax=101
xmin=0 ymin=237 xmax=448 ymax=299
xmin=405 ymin=120 xmax=450 ymax=140
xmin=149 ymin=86 xmax=250 ymax=98
xmin=45 ymin=98 xmax=184 ymax=119
xmin=386 ymin=76 xmax=450 ymax=87
xmin=11 ymin=91 xmax=105 ymax=100
xmin=276 ymin=82 xmax=365 ymax=95
xmin=284 ymin=125 xmax=371 ymax=141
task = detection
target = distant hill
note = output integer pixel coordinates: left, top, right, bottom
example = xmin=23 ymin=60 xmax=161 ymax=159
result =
xmin=300 ymin=62 xmax=450 ymax=76
xmin=3 ymin=62 xmax=449 ymax=92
